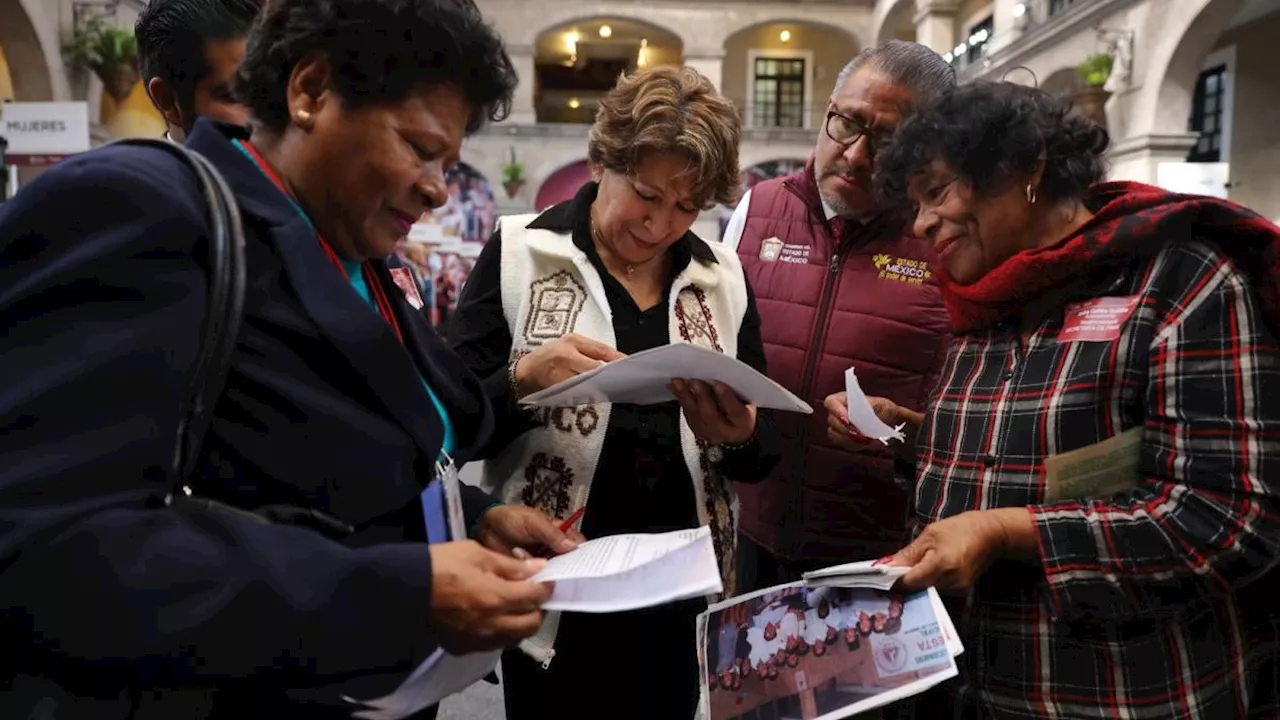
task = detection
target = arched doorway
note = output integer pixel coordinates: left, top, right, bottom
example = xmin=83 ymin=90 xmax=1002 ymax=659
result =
xmin=534 ymin=18 xmax=683 ymax=123
xmin=535 ymin=159 xmax=591 ymax=211
xmin=0 ymin=0 xmax=58 ymax=102
xmin=722 ymin=21 xmax=858 ymax=131
xmin=871 ymin=0 xmax=917 ymax=48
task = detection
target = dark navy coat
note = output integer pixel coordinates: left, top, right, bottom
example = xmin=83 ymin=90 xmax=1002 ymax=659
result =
xmin=0 ymin=119 xmax=497 ymax=718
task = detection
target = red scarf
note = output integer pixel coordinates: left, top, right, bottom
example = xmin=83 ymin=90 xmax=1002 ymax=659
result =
xmin=937 ymin=181 xmax=1280 ymax=335
xmin=236 ymin=140 xmax=405 ymax=342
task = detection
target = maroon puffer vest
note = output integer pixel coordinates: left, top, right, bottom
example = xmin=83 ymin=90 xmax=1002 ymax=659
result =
xmin=735 ymin=161 xmax=951 ymax=561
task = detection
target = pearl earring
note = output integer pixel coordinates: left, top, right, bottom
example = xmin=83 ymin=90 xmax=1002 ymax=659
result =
xmin=296 ymin=109 xmax=312 ymax=123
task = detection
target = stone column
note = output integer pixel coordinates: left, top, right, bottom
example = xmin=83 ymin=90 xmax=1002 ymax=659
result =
xmin=1107 ymin=132 xmax=1200 ymax=185
xmin=985 ymin=0 xmax=1025 ymax=55
xmin=913 ymin=0 xmax=959 ymax=56
xmin=505 ymin=44 xmax=537 ymax=125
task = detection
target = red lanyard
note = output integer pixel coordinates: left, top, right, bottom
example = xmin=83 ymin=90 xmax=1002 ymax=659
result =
xmin=236 ymin=140 xmax=405 ymax=342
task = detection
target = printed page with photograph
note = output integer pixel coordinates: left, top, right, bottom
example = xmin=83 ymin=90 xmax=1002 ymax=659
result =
xmin=695 ymin=580 xmax=963 ymax=720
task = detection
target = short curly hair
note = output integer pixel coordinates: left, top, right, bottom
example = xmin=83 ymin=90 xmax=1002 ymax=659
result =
xmin=235 ymin=0 xmax=516 ymax=134
xmin=588 ymin=66 xmax=742 ymax=210
xmin=876 ymin=81 xmax=1109 ymax=208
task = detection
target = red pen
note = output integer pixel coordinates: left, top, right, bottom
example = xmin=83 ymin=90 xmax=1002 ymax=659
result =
xmin=559 ymin=506 xmax=586 ymax=533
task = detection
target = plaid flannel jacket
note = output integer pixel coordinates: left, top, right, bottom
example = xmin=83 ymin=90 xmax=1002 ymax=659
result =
xmin=915 ymin=240 xmax=1280 ymax=719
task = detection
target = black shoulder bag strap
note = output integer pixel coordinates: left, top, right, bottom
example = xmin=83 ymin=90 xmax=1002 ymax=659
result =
xmin=110 ymin=138 xmax=354 ymax=539
xmin=105 ymin=138 xmax=247 ymax=496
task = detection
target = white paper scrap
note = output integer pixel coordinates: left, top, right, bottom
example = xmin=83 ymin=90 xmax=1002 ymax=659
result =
xmin=844 ymin=367 xmax=906 ymax=445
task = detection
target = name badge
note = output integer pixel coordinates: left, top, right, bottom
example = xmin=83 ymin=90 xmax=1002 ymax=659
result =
xmin=1058 ymin=295 xmax=1140 ymax=342
xmin=421 ymin=452 xmax=466 ymax=543
xmin=390 ymin=266 xmax=425 ymax=310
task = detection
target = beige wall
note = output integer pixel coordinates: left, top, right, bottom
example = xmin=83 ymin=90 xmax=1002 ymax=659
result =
xmin=0 ymin=44 xmax=14 ymax=102
xmin=99 ymin=78 xmax=166 ymax=139
xmin=1214 ymin=12 xmax=1280 ymax=221
xmin=722 ymin=22 xmax=858 ymax=125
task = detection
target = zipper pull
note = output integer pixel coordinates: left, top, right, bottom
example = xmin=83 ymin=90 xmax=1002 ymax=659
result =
xmin=829 ymin=254 xmax=841 ymax=274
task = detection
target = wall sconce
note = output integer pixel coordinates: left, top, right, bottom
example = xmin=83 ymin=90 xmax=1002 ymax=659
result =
xmin=779 ymin=29 xmax=792 ymax=43
xmin=599 ymin=25 xmax=612 ymax=38
xmin=568 ymin=98 xmax=580 ymax=109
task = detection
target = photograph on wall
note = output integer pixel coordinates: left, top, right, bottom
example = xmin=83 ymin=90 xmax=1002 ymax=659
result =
xmin=395 ymin=162 xmax=494 ymax=327
xmin=716 ymin=159 xmax=808 ymax=238
xmin=696 ymin=582 xmax=959 ymax=720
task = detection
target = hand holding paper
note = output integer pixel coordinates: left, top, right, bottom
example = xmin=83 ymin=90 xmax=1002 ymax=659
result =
xmin=839 ymin=368 xmax=908 ymax=445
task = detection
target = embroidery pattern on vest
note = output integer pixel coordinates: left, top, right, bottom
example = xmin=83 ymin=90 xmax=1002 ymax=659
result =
xmin=524 ymin=271 xmax=587 ymax=346
xmin=674 ymin=285 xmax=735 ymax=595
xmin=521 ymin=452 xmax=574 ymax=519
xmin=674 ymin=287 xmax=723 ymax=352
xmin=529 ymin=406 xmax=601 ymax=437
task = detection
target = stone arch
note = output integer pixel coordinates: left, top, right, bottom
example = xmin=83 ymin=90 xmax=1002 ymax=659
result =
xmin=535 ymin=159 xmax=591 ymax=211
xmin=522 ymin=12 xmax=686 ymax=52
xmin=722 ymin=18 xmax=862 ymax=49
xmin=871 ymin=0 xmax=916 ymax=47
xmin=1137 ymin=0 xmax=1245 ymax=137
xmin=0 ymin=0 xmax=69 ymax=102
xmin=722 ymin=20 xmax=860 ymax=128
xmin=533 ymin=17 xmax=684 ymax=123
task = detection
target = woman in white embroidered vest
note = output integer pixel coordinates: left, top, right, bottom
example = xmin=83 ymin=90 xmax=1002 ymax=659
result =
xmin=448 ymin=65 xmax=783 ymax=719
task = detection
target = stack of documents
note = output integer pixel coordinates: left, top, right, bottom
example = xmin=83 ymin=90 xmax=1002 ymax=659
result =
xmin=520 ymin=342 xmax=813 ymax=413
xmin=802 ymin=559 xmax=910 ymax=591
xmin=345 ymin=527 xmax=725 ymax=719
xmin=532 ymin=526 xmax=723 ymax=612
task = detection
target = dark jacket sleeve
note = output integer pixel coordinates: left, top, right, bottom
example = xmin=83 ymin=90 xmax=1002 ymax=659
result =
xmin=0 ymin=148 xmax=439 ymax=687
xmin=716 ymin=276 xmax=783 ymax=484
xmin=446 ymin=229 xmax=538 ymax=460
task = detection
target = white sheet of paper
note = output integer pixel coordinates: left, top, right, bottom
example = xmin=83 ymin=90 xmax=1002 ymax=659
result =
xmin=802 ymin=560 xmax=910 ymax=591
xmin=844 ymin=367 xmax=905 ymax=445
xmin=520 ymin=342 xmax=813 ymax=414
xmin=531 ymin=526 xmax=723 ymax=612
xmin=343 ymin=648 xmax=500 ymax=720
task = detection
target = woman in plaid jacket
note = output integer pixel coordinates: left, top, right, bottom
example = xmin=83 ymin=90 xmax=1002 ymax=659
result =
xmin=831 ymin=81 xmax=1280 ymax=718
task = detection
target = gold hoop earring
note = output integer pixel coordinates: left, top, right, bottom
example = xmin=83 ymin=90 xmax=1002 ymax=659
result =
xmin=1025 ymin=184 xmax=1037 ymax=205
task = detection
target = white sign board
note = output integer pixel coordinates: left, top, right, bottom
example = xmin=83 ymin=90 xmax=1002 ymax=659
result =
xmin=1 ymin=101 xmax=91 ymax=165
xmin=1156 ymin=161 xmax=1230 ymax=199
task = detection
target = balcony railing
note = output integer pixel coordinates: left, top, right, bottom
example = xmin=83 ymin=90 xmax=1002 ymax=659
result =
xmin=957 ymin=0 xmax=1130 ymax=83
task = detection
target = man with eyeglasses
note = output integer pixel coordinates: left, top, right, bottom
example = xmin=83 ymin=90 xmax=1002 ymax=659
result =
xmin=723 ymin=40 xmax=955 ymax=593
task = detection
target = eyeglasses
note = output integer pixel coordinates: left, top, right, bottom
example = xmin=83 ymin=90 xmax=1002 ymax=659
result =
xmin=824 ymin=109 xmax=893 ymax=156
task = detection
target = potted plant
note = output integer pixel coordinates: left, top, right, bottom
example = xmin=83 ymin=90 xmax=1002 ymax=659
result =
xmin=64 ymin=15 xmax=140 ymax=103
xmin=1071 ymin=52 xmax=1114 ymax=127
xmin=502 ymin=148 xmax=526 ymax=199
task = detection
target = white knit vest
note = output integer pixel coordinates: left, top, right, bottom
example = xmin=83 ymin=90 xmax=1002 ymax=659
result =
xmin=475 ymin=213 xmax=749 ymax=666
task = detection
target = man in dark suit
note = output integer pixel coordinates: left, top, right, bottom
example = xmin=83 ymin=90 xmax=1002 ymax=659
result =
xmin=0 ymin=0 xmax=574 ymax=717
xmin=136 ymin=0 xmax=262 ymax=142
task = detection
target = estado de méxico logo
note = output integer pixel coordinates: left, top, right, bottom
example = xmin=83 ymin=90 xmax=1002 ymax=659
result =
xmin=873 ymin=253 xmax=931 ymax=285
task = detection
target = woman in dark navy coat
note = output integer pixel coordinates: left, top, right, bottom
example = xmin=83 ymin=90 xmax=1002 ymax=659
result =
xmin=0 ymin=0 xmax=576 ymax=717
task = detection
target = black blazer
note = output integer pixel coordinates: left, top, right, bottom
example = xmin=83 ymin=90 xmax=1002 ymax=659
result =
xmin=0 ymin=120 xmax=496 ymax=715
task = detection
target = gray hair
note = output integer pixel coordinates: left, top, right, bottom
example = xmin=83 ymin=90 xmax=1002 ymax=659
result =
xmin=832 ymin=39 xmax=956 ymax=108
